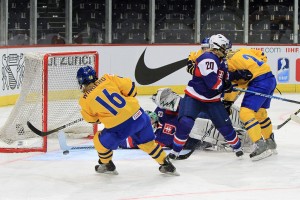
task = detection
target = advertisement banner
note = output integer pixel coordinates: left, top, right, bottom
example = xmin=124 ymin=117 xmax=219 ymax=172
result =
xmin=0 ymin=44 xmax=299 ymax=102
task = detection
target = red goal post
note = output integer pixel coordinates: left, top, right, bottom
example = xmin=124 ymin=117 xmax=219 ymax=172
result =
xmin=0 ymin=51 xmax=99 ymax=153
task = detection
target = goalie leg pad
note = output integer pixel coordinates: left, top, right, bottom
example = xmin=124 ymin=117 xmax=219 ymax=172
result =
xmin=189 ymin=118 xmax=226 ymax=146
xmin=230 ymin=104 xmax=245 ymax=128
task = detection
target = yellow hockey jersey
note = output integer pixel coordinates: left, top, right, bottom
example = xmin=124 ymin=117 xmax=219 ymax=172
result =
xmin=226 ymin=48 xmax=271 ymax=86
xmin=224 ymin=48 xmax=271 ymax=101
xmin=227 ymin=48 xmax=271 ymax=77
xmin=79 ymin=74 xmax=140 ymax=129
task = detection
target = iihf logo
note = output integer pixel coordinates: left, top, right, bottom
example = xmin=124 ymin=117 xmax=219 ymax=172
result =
xmin=1 ymin=53 xmax=25 ymax=90
xmin=277 ymin=58 xmax=289 ymax=83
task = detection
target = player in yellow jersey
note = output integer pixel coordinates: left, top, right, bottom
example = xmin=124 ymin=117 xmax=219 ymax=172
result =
xmin=186 ymin=37 xmax=210 ymax=75
xmin=76 ymin=66 xmax=179 ymax=175
xmin=224 ymin=48 xmax=277 ymax=161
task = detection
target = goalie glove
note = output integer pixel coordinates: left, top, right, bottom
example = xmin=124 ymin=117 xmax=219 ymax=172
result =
xmin=152 ymin=88 xmax=181 ymax=111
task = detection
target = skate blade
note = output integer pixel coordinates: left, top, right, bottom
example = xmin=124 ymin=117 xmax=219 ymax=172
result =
xmin=96 ymin=170 xmax=119 ymax=175
xmin=159 ymin=169 xmax=180 ymax=176
xmin=95 ymin=165 xmax=119 ymax=175
xmin=160 ymin=170 xmax=180 ymax=176
xmin=270 ymin=149 xmax=278 ymax=155
xmin=251 ymin=149 xmax=273 ymax=161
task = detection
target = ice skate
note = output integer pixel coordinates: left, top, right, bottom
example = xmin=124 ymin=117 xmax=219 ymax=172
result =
xmin=266 ymin=133 xmax=278 ymax=155
xmin=249 ymin=138 xmax=272 ymax=161
xmin=167 ymin=150 xmax=179 ymax=160
xmin=95 ymin=160 xmax=118 ymax=175
xmin=159 ymin=156 xmax=180 ymax=176
xmin=234 ymin=147 xmax=244 ymax=157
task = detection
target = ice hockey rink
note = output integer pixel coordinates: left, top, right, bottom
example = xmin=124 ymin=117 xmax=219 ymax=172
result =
xmin=0 ymin=94 xmax=300 ymax=200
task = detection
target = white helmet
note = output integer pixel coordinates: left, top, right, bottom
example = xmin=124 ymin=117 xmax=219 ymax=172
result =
xmin=209 ymin=34 xmax=229 ymax=53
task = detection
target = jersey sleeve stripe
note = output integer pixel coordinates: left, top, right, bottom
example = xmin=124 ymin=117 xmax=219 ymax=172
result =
xmin=212 ymin=79 xmax=222 ymax=90
xmin=128 ymin=82 xmax=136 ymax=96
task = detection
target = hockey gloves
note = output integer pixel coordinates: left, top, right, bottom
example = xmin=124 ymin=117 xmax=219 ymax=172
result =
xmin=186 ymin=60 xmax=195 ymax=75
xmin=229 ymin=70 xmax=253 ymax=81
xmin=223 ymin=100 xmax=234 ymax=115
xmin=223 ymin=80 xmax=233 ymax=93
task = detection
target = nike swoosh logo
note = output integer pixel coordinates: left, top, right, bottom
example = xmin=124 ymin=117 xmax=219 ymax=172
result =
xmin=135 ymin=48 xmax=188 ymax=85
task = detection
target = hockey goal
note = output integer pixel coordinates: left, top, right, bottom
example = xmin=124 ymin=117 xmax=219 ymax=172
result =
xmin=0 ymin=51 xmax=99 ymax=153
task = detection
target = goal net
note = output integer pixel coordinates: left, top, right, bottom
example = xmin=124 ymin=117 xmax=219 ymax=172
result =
xmin=0 ymin=51 xmax=99 ymax=153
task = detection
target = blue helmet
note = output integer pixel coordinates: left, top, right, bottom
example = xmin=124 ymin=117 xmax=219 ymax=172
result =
xmin=201 ymin=37 xmax=210 ymax=49
xmin=76 ymin=66 xmax=97 ymax=86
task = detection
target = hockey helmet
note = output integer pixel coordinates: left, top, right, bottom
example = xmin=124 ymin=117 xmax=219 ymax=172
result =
xmin=76 ymin=66 xmax=97 ymax=87
xmin=145 ymin=110 xmax=158 ymax=124
xmin=201 ymin=37 xmax=210 ymax=50
xmin=209 ymin=34 xmax=229 ymax=57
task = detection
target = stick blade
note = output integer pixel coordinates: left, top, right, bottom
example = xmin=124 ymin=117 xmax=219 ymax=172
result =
xmin=291 ymin=114 xmax=300 ymax=124
xmin=176 ymin=150 xmax=195 ymax=160
xmin=58 ymin=131 xmax=71 ymax=151
xmin=27 ymin=121 xmax=47 ymax=136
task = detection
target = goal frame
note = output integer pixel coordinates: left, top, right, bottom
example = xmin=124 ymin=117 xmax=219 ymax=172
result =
xmin=0 ymin=51 xmax=99 ymax=153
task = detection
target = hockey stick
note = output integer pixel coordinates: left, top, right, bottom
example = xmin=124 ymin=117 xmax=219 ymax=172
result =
xmin=233 ymin=88 xmax=300 ymax=105
xmin=27 ymin=118 xmax=84 ymax=137
xmin=58 ymin=130 xmax=94 ymax=154
xmin=58 ymin=128 xmax=197 ymax=159
xmin=233 ymin=87 xmax=300 ymax=129
xmin=291 ymin=113 xmax=300 ymax=124
xmin=273 ymin=109 xmax=300 ymax=130
xmin=175 ymin=125 xmax=215 ymax=160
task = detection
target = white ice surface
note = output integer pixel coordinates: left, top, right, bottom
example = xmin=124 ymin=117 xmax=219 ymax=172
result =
xmin=1 ymin=94 xmax=300 ymax=200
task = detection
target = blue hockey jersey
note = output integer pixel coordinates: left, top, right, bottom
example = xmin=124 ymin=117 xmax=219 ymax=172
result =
xmin=185 ymin=52 xmax=228 ymax=102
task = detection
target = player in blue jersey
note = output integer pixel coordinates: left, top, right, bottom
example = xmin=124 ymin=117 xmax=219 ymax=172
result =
xmin=76 ymin=66 xmax=178 ymax=175
xmin=120 ymin=88 xmax=251 ymax=154
xmin=168 ymin=34 xmax=244 ymax=159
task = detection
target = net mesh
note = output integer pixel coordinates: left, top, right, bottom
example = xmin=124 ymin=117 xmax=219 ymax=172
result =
xmin=0 ymin=51 xmax=98 ymax=152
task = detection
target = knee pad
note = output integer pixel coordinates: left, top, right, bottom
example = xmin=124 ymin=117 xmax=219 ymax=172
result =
xmin=255 ymin=108 xmax=267 ymax=121
xmin=239 ymin=107 xmax=255 ymax=123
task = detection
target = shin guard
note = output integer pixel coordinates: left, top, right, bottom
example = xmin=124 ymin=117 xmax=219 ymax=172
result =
xmin=240 ymin=107 xmax=262 ymax=142
xmin=256 ymin=108 xmax=273 ymax=139
xmin=138 ymin=140 xmax=167 ymax=165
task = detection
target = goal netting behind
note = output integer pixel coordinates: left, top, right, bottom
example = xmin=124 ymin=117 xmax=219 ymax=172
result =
xmin=0 ymin=51 xmax=98 ymax=153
